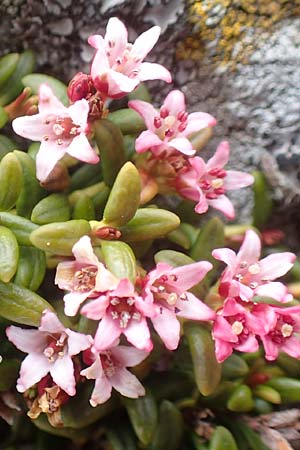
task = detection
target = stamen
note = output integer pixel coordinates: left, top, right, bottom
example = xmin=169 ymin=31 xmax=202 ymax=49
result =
xmin=160 ymin=107 xmax=169 ymax=119
xmin=248 ymin=263 xmax=260 ymax=275
xmin=239 ymin=261 xmax=248 ymax=269
xmin=249 ymin=281 xmax=258 ymax=289
xmin=281 ymin=323 xmax=293 ymax=338
xmin=167 ymin=293 xmax=178 ymax=305
xmin=232 ymin=321 xmax=244 ymax=335
xmin=43 ymin=135 xmax=49 ymax=141
xmin=56 ymin=139 xmax=63 ymax=146
xmin=111 ymin=311 xmax=119 ymax=320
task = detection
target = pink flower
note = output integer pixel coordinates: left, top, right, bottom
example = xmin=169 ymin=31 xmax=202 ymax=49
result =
xmin=89 ymin=17 xmax=171 ymax=98
xmin=143 ymin=261 xmax=215 ymax=350
xmin=259 ymin=305 xmax=300 ymax=361
xmin=6 ymin=310 xmax=92 ymax=396
xmin=81 ymin=278 xmax=154 ymax=352
xmin=81 ymin=343 xmax=147 ymax=406
xmin=212 ymin=298 xmax=266 ymax=362
xmin=129 ymin=90 xmax=216 ymax=156
xmin=176 ymin=141 xmax=254 ymax=219
xmin=55 ymin=235 xmax=119 ymax=317
xmin=212 ymin=229 xmax=296 ymax=301
xmin=12 ymin=84 xmax=99 ymax=182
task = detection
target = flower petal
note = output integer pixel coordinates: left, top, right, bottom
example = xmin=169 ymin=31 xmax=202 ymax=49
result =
xmin=50 ymin=354 xmax=76 ymax=396
xmin=224 ymin=171 xmax=254 ymax=190
xmin=38 ymin=84 xmax=66 ymax=113
xmin=63 ymin=291 xmax=90 ymax=316
xmin=12 ymin=114 xmax=51 ymax=141
xmin=206 ymin=141 xmax=229 ymax=169
xmin=163 ymin=90 xmax=185 ymax=116
xmin=132 ymin=26 xmax=161 ymax=59
xmin=39 ymin=310 xmax=65 ymax=334
xmin=105 ymin=17 xmax=128 ymax=62
xmin=94 ymin=315 xmax=121 ymax=350
xmin=207 ymin=195 xmax=235 ymax=219
xmin=67 ymin=99 xmax=89 ymax=128
xmin=184 ymin=112 xmax=217 ymax=136
xmin=258 ymin=252 xmax=296 ymax=280
xmin=17 ymin=353 xmax=50 ymax=393
xmin=237 ymin=230 xmax=261 ymax=266
xmin=151 ymin=308 xmax=180 ymax=350
xmin=123 ymin=318 xmax=152 ymax=351
xmin=6 ymin=327 xmax=46 ymax=353
xmin=135 ymin=130 xmax=163 ymax=153
xmin=66 ymin=329 xmax=92 ymax=356
xmin=176 ymin=293 xmax=215 ymax=321
xmin=128 ymin=99 xmax=158 ymax=131
xmin=138 ymin=62 xmax=172 ymax=83
xmin=36 ymin=140 xmax=67 ymax=182
xmin=67 ymin=133 xmax=99 ymax=164
xmin=81 ymin=357 xmax=112 ymax=406
xmin=111 ymin=346 xmax=148 ymax=367
xmin=169 ymin=137 xmax=195 ymax=155
xmin=169 ymin=261 xmax=213 ymax=291
xmin=110 ymin=367 xmax=145 ymax=398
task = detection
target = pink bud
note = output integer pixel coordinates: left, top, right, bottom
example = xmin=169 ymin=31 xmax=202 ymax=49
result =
xmin=67 ymin=72 xmax=96 ymax=102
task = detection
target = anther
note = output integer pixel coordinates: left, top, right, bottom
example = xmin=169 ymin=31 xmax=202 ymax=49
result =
xmin=248 ymin=264 xmax=260 ymax=275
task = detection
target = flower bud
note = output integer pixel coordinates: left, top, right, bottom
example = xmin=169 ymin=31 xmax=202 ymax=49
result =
xmin=67 ymin=72 xmax=96 ymax=102
xmin=40 ymin=162 xmax=70 ymax=192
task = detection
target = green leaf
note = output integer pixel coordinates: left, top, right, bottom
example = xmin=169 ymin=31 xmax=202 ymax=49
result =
xmin=22 ymin=73 xmax=68 ymax=105
xmin=14 ymin=150 xmax=46 ymax=218
xmin=0 ymin=53 xmax=19 ymax=87
xmin=0 ymin=134 xmax=17 ymax=160
xmin=13 ymin=246 xmax=46 ymax=291
xmin=221 ymin=354 xmax=249 ymax=379
xmin=108 ymin=108 xmax=146 ymax=135
xmin=124 ymin=389 xmax=158 ymax=446
xmin=0 ymin=211 xmax=38 ymax=246
xmin=154 ymin=249 xmax=195 ymax=267
xmin=101 ymin=240 xmax=136 ymax=283
xmin=61 ymin=383 xmax=117 ymax=429
xmin=226 ymin=385 xmax=254 ymax=412
xmin=72 ymin=194 xmax=96 ymax=220
xmin=252 ymin=171 xmax=273 ymax=228
xmin=149 ymin=400 xmax=183 ymax=450
xmin=190 ymin=217 xmax=224 ymax=293
xmin=0 ymin=359 xmax=19 ymax=391
xmin=0 ymin=50 xmax=36 ymax=106
xmin=0 ymin=280 xmax=53 ymax=326
xmin=94 ymin=119 xmax=126 ymax=187
xmin=103 ymin=162 xmax=141 ymax=227
xmin=253 ymin=385 xmax=281 ymax=404
xmin=30 ymin=219 xmax=91 ymax=256
xmin=184 ymin=322 xmax=221 ymax=396
xmin=0 ymin=226 xmax=19 ymax=282
xmin=31 ymin=193 xmax=71 ymax=224
xmin=209 ymin=426 xmax=238 ymax=450
xmin=265 ymin=377 xmax=300 ymax=402
xmin=120 ymin=208 xmax=180 ymax=242
xmin=0 ymin=152 xmax=23 ymax=211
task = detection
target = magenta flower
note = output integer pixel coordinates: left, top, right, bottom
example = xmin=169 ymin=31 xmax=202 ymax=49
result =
xmin=55 ymin=235 xmax=119 ymax=317
xmin=81 ymin=343 xmax=147 ymax=406
xmin=212 ymin=229 xmax=296 ymax=301
xmin=129 ymin=90 xmax=216 ymax=156
xmin=176 ymin=141 xmax=254 ymax=219
xmin=12 ymin=84 xmax=99 ymax=182
xmin=81 ymin=278 xmax=154 ymax=352
xmin=89 ymin=17 xmax=171 ymax=98
xmin=143 ymin=261 xmax=215 ymax=350
xmin=6 ymin=310 xmax=92 ymax=396
xmin=259 ymin=305 xmax=300 ymax=361
xmin=212 ymin=298 xmax=268 ymax=362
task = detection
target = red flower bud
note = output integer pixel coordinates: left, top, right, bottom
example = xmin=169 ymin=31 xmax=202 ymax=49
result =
xmin=67 ymin=72 xmax=96 ymax=102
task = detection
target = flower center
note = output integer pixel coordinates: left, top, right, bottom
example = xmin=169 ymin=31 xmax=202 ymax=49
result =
xmin=269 ymin=316 xmax=295 ymax=344
xmin=73 ymin=265 xmax=97 ymax=293
xmin=233 ymin=260 xmax=269 ymax=289
xmin=43 ymin=115 xmax=80 ymax=145
xmin=151 ymin=273 xmax=186 ymax=313
xmin=100 ymin=351 xmax=118 ymax=377
xmin=199 ymin=167 xmax=227 ymax=200
xmin=43 ymin=333 xmax=67 ymax=363
xmin=153 ymin=108 xmax=188 ymax=141
xmin=109 ymin=296 xmax=141 ymax=328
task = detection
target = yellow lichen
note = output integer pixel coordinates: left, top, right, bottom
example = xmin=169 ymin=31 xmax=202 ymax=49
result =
xmin=176 ymin=0 xmax=300 ymax=69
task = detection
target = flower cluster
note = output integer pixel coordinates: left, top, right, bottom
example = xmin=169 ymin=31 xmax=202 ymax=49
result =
xmin=3 ymin=16 xmax=298 ymax=435
xmin=212 ymin=230 xmax=297 ymax=362
xmin=7 ymin=235 xmax=215 ymax=408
